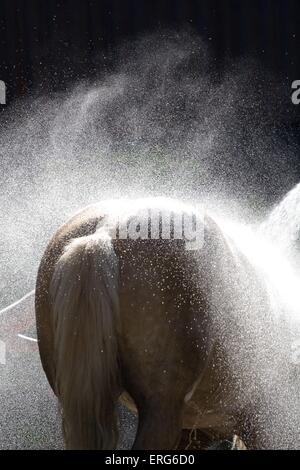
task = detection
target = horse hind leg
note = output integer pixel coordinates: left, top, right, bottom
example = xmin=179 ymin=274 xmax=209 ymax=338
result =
xmin=132 ymin=399 xmax=183 ymax=450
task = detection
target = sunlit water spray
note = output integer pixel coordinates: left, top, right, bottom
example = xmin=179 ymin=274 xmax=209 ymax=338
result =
xmin=260 ymin=182 xmax=300 ymax=268
xmin=1 ymin=32 xmax=300 ymax=448
xmin=1 ymin=32 xmax=299 ymax=307
xmin=222 ymin=217 xmax=300 ymax=323
xmin=212 ymin=210 xmax=300 ymax=448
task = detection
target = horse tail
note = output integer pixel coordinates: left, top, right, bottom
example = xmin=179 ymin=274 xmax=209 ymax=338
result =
xmin=50 ymin=230 xmax=120 ymax=449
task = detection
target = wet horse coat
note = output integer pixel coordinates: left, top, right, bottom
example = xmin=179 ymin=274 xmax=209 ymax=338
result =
xmin=35 ymin=198 xmax=270 ymax=449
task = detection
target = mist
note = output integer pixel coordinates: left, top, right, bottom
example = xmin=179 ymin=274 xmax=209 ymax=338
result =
xmin=0 ymin=32 xmax=299 ymax=308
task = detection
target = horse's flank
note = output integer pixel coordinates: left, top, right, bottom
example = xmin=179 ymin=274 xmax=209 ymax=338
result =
xmin=35 ymin=198 xmax=264 ymax=449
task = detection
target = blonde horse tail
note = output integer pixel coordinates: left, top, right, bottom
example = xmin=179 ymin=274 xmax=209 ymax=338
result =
xmin=50 ymin=231 xmax=120 ymax=449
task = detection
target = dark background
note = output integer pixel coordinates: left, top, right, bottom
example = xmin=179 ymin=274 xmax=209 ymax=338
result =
xmin=0 ymin=0 xmax=300 ymax=102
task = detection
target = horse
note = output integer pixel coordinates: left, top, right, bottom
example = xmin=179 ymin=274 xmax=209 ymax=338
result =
xmin=35 ymin=197 xmax=274 ymax=449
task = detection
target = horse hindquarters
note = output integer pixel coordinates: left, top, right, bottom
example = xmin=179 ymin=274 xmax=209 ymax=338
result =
xmin=50 ymin=232 xmax=120 ymax=449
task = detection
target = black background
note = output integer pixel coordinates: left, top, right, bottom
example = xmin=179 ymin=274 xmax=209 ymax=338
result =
xmin=0 ymin=0 xmax=300 ymax=102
